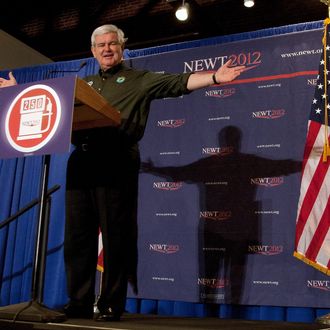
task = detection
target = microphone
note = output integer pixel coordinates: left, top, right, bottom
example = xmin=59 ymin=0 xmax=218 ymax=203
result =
xmin=45 ymin=61 xmax=87 ymax=80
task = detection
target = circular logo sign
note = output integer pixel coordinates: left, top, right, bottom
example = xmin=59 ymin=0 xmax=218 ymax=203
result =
xmin=5 ymin=84 xmax=61 ymax=153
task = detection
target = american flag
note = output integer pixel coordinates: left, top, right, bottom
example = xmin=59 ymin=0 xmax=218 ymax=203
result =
xmin=294 ymin=19 xmax=330 ymax=275
xmin=97 ymin=229 xmax=104 ymax=272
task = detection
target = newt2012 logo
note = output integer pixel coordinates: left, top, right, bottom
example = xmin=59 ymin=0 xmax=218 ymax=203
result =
xmin=5 ymin=84 xmax=61 ymax=153
xmin=149 ymin=244 xmax=180 ymax=254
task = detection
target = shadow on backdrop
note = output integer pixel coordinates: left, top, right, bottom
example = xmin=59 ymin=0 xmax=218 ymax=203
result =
xmin=141 ymin=126 xmax=302 ymax=304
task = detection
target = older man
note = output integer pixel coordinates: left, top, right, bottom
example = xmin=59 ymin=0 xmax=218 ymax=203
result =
xmin=0 ymin=24 xmax=246 ymax=322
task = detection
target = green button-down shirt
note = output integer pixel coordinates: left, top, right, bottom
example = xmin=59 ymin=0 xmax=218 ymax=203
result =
xmin=83 ymin=61 xmax=192 ymax=143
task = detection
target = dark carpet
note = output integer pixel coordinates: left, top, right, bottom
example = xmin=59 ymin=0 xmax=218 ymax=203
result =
xmin=1 ymin=313 xmax=330 ymax=330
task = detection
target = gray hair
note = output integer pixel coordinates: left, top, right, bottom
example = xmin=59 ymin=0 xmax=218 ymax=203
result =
xmin=91 ymin=24 xmax=127 ymax=46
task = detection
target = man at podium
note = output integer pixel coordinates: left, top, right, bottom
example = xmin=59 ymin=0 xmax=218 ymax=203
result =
xmin=0 ymin=24 xmax=246 ymax=322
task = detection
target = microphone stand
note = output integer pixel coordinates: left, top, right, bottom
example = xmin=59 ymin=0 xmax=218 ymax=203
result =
xmin=0 ymin=155 xmax=66 ymax=323
xmin=45 ymin=61 xmax=87 ymax=80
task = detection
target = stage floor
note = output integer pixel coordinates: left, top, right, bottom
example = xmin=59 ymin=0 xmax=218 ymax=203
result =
xmin=1 ymin=313 xmax=330 ymax=330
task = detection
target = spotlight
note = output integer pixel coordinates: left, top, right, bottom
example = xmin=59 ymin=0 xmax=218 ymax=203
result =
xmin=175 ymin=1 xmax=189 ymax=21
xmin=244 ymin=0 xmax=254 ymax=7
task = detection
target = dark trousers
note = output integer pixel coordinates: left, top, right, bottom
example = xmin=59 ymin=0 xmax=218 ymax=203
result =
xmin=64 ymin=142 xmax=139 ymax=314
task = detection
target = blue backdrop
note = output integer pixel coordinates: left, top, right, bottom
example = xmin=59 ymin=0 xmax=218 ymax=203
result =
xmin=1 ymin=20 xmax=330 ymax=322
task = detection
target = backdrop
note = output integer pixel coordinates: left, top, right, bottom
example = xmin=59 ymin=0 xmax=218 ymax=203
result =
xmin=0 ymin=20 xmax=329 ymax=322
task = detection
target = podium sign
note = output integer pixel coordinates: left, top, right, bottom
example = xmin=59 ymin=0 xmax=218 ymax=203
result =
xmin=0 ymin=76 xmax=76 ymax=159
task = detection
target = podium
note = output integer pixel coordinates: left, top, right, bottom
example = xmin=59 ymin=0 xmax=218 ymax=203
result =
xmin=0 ymin=77 xmax=120 ymax=323
xmin=73 ymin=77 xmax=120 ymax=130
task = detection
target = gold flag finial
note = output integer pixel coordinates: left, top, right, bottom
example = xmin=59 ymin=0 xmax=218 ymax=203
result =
xmin=321 ymin=0 xmax=330 ymax=17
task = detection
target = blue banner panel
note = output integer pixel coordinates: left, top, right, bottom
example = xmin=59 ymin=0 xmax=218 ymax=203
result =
xmin=126 ymin=28 xmax=330 ymax=308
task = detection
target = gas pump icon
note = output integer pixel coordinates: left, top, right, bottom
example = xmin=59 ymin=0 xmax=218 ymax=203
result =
xmin=17 ymin=94 xmax=53 ymax=140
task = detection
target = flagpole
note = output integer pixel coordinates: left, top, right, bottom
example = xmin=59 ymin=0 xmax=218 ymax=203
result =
xmin=316 ymin=0 xmax=330 ymax=323
xmin=319 ymin=0 xmax=330 ymax=161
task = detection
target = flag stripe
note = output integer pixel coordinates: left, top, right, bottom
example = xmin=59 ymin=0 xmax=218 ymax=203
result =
xmin=295 ymin=120 xmax=322 ymax=219
xmin=297 ymin=166 xmax=328 ymax=254
xmin=301 ymin=121 xmax=321 ymax=174
xmin=305 ymin=195 xmax=330 ymax=260
xmin=295 ymin=124 xmax=327 ymax=243
xmin=314 ymin=225 xmax=330 ymax=269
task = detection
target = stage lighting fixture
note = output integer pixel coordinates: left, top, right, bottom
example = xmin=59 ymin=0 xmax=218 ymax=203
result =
xmin=175 ymin=0 xmax=189 ymax=21
xmin=244 ymin=0 xmax=255 ymax=7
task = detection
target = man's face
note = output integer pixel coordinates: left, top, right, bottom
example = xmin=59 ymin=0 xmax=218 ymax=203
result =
xmin=91 ymin=32 xmax=124 ymax=71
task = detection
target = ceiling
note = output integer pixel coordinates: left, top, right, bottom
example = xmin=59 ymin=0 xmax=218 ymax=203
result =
xmin=1 ymin=0 xmax=328 ymax=62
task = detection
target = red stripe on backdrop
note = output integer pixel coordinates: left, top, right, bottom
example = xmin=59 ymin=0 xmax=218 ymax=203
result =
xmin=218 ymin=70 xmax=318 ymax=85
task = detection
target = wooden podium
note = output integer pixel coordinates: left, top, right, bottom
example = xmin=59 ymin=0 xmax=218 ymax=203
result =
xmin=73 ymin=77 xmax=121 ymax=130
xmin=0 ymin=77 xmax=121 ymax=323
